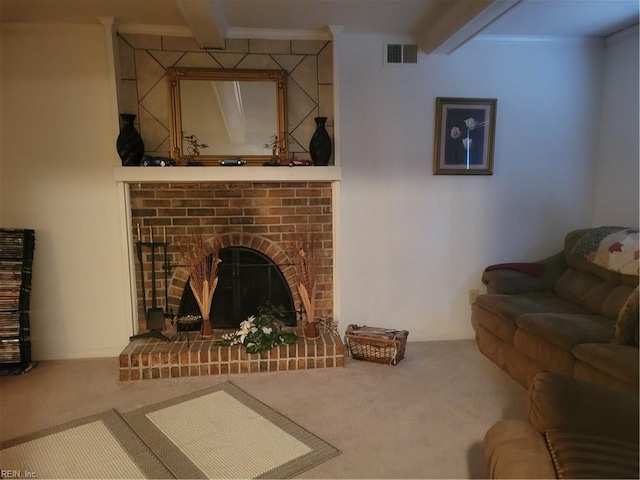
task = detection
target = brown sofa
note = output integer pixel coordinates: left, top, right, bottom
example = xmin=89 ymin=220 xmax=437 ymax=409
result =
xmin=484 ymin=371 xmax=639 ymax=478
xmin=471 ymin=227 xmax=639 ymax=394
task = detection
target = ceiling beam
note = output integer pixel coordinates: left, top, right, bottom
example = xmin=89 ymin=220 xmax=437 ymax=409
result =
xmin=175 ymin=0 xmax=228 ymax=49
xmin=417 ymin=0 xmax=522 ymax=54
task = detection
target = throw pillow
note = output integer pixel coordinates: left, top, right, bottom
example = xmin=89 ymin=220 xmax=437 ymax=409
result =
xmin=571 ymin=227 xmax=639 ymax=276
xmin=614 ymin=286 xmax=639 ymax=345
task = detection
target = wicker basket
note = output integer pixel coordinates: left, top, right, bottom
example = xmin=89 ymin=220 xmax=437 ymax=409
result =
xmin=345 ymin=324 xmax=409 ymax=365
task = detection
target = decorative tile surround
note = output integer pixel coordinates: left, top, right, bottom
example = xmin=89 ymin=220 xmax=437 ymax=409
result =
xmin=117 ymin=35 xmax=334 ymax=162
xmin=119 ymin=329 xmax=344 ymax=381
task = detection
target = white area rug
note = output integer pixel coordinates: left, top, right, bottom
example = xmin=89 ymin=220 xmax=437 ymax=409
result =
xmin=0 ymin=410 xmax=171 ymax=479
xmin=124 ymin=382 xmax=340 ymax=479
xmin=1 ymin=382 xmax=339 ymax=479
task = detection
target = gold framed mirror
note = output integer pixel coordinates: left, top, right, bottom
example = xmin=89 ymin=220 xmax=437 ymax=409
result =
xmin=167 ymin=68 xmax=287 ymax=166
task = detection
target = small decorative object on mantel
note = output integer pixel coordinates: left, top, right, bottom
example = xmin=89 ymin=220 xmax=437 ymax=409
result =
xmin=433 ymin=97 xmax=497 ymax=175
xmin=293 ymin=233 xmax=321 ymax=339
xmin=219 ymin=158 xmax=246 ymax=166
xmin=141 ymin=156 xmax=174 ymax=167
xmin=262 ymin=135 xmax=288 ymax=166
xmin=345 ymin=324 xmax=409 ymax=365
xmin=309 ymin=117 xmax=332 ymax=166
xmin=177 ymin=234 xmax=221 ymax=338
xmin=183 ymin=134 xmax=208 ymax=166
xmin=116 ymin=113 xmax=145 ymax=166
xmin=287 ymin=159 xmax=313 ymax=167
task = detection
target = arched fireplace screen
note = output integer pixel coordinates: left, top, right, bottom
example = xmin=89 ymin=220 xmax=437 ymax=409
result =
xmin=179 ymin=247 xmax=296 ymax=329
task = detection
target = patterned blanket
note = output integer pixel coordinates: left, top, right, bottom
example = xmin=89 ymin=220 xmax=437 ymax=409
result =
xmin=571 ymin=227 xmax=639 ymax=276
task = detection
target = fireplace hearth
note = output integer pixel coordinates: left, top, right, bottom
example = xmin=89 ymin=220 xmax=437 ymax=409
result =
xmin=119 ymin=328 xmax=344 ymax=380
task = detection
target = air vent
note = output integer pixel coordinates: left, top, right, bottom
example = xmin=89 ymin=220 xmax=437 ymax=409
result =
xmin=385 ymin=44 xmax=418 ymax=64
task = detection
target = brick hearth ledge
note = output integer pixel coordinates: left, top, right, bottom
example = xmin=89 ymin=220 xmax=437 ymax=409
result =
xmin=119 ymin=328 xmax=344 ymax=381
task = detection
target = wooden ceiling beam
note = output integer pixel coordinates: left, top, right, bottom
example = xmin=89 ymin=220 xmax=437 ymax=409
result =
xmin=175 ymin=0 xmax=228 ymax=49
xmin=417 ymin=0 xmax=522 ymax=54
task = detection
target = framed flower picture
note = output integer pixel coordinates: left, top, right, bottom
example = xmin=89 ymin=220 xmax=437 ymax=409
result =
xmin=433 ymin=97 xmax=497 ymax=175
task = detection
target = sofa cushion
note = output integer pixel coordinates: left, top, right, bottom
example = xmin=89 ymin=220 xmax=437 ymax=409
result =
xmin=476 ymin=293 xmax=588 ymax=321
xmin=572 ymin=343 xmax=639 ymax=388
xmin=516 ymin=313 xmax=615 ymax=351
xmin=473 ymin=303 xmax=518 ymax=343
xmin=601 ymin=284 xmax=636 ymax=321
xmin=555 ymin=269 xmax=634 ymax=320
xmin=545 ymin=430 xmax=639 ymax=479
xmin=474 ymin=293 xmax=588 ymax=345
xmin=574 ymin=360 xmax=638 ymax=396
xmin=614 ymin=287 xmax=639 ymax=345
xmin=477 ymin=326 xmax=546 ymax=388
xmin=514 ymin=329 xmax=575 ymax=373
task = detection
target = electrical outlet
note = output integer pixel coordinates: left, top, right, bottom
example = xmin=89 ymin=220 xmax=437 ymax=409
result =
xmin=468 ymin=289 xmax=480 ymax=304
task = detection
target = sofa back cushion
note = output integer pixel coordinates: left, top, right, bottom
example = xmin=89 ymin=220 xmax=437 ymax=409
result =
xmin=555 ymin=269 xmax=635 ymax=320
xmin=555 ymin=228 xmax=639 ymax=319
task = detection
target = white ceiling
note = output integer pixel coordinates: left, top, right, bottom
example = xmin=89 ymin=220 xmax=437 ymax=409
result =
xmin=482 ymin=0 xmax=640 ymax=37
xmin=1 ymin=0 xmax=638 ymax=49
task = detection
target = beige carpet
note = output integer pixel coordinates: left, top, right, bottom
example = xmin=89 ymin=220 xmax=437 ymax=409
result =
xmin=0 ymin=340 xmax=529 ymax=478
xmin=0 ymin=382 xmax=338 ymax=479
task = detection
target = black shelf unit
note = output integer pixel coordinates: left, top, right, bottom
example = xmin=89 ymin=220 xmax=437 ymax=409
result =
xmin=0 ymin=228 xmax=35 ymax=374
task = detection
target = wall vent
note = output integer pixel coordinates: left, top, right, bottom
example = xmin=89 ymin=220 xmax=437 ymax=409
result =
xmin=385 ymin=44 xmax=419 ymax=64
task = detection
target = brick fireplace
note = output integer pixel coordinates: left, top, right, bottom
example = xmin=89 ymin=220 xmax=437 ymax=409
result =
xmin=117 ymin=177 xmax=343 ymax=380
xmin=114 ymin=32 xmax=343 ymax=379
xmin=129 ymin=180 xmax=334 ymax=334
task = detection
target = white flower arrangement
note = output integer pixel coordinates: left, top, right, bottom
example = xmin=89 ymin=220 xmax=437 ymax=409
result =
xmin=217 ymin=312 xmax=297 ymax=354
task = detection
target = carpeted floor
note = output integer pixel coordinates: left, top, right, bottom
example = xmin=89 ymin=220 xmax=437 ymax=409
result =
xmin=1 ymin=382 xmax=339 ymax=479
xmin=0 ymin=340 xmax=528 ymax=479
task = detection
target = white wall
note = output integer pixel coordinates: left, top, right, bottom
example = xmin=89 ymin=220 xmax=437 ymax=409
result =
xmin=338 ymin=34 xmax=606 ymax=340
xmin=0 ymin=24 xmax=630 ymax=357
xmin=593 ymin=28 xmax=640 ymax=226
xmin=0 ymin=25 xmax=133 ymax=359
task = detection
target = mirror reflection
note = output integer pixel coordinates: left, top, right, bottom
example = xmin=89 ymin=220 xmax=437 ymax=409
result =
xmin=167 ymin=68 xmax=287 ymax=165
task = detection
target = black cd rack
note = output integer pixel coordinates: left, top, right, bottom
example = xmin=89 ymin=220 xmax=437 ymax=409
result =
xmin=0 ymin=228 xmax=36 ymax=374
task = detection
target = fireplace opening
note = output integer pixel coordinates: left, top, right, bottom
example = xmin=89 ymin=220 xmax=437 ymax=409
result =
xmin=178 ymin=247 xmax=296 ymax=329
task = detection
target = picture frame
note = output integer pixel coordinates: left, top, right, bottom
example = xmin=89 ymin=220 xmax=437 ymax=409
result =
xmin=433 ymin=97 xmax=497 ymax=175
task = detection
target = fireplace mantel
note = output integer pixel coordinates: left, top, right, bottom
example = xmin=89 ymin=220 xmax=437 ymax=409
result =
xmin=113 ymin=166 xmax=341 ymax=183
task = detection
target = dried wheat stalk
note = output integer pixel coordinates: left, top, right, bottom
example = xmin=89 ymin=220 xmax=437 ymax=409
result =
xmin=293 ymin=234 xmax=320 ymax=324
xmin=178 ymin=234 xmax=221 ymax=335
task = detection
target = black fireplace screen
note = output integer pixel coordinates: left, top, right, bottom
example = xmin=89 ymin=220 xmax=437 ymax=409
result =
xmin=179 ymin=247 xmax=296 ymax=328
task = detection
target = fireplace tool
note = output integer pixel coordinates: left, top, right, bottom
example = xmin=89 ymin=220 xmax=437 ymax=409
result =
xmin=130 ymin=227 xmax=170 ymax=342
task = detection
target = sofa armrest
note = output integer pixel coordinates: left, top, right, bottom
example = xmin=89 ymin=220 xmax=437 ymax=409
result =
xmin=484 ymin=420 xmax=556 ymax=479
xmin=528 ymin=371 xmax=639 ymax=443
xmin=482 ymin=252 xmax=567 ymax=294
